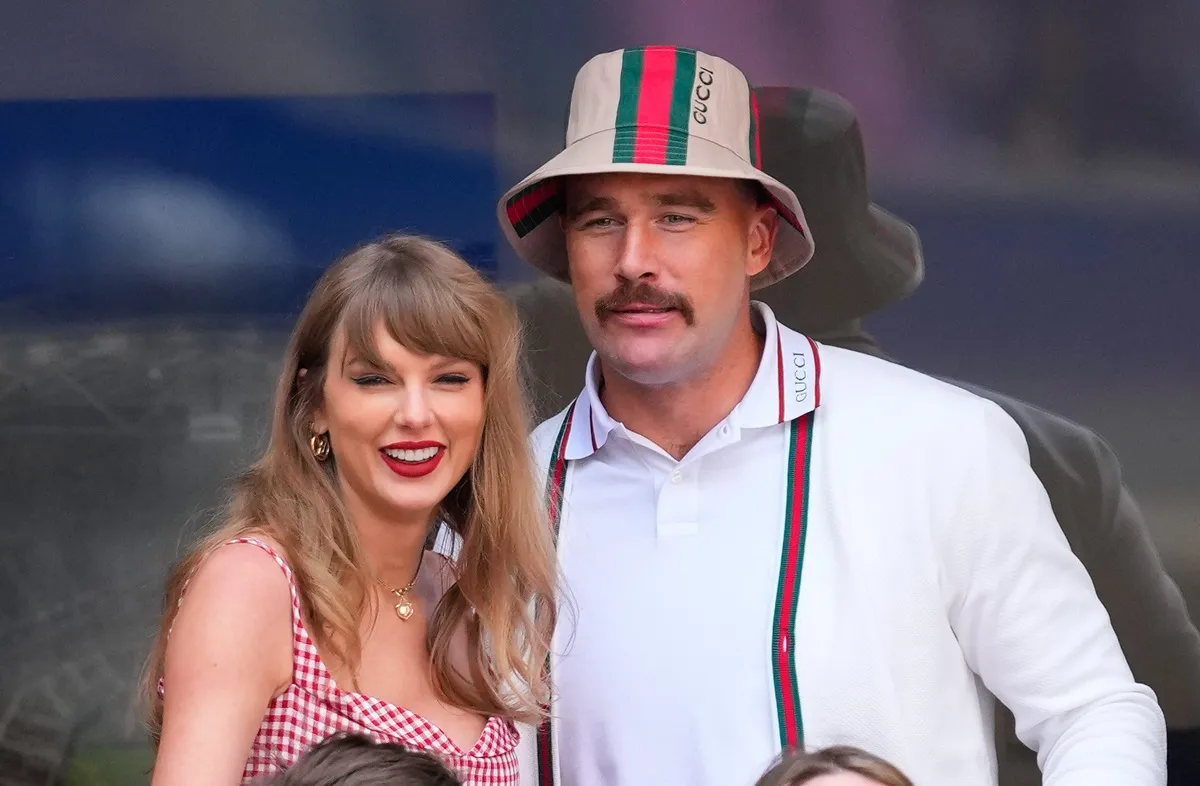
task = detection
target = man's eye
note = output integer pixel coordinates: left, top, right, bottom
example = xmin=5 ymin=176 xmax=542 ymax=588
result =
xmin=662 ymin=213 xmax=696 ymax=225
xmin=581 ymin=216 xmax=617 ymax=229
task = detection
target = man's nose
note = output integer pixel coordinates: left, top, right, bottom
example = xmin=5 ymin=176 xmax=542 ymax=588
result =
xmin=613 ymin=220 xmax=659 ymax=282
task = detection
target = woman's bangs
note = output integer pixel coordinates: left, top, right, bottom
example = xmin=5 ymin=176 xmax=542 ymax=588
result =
xmin=338 ymin=269 xmax=490 ymax=371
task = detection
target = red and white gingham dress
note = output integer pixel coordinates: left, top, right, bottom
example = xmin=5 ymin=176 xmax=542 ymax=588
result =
xmin=161 ymin=537 xmax=520 ymax=785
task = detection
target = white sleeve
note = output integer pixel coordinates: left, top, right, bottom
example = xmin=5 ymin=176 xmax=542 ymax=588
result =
xmin=430 ymin=521 xmax=462 ymax=561
xmin=940 ymin=400 xmax=1166 ymax=785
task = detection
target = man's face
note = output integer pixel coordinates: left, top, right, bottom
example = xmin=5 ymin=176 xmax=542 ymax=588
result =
xmin=562 ymin=172 xmax=778 ymax=386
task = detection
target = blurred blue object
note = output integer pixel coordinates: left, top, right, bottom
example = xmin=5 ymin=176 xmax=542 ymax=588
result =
xmin=0 ymin=93 xmax=497 ymax=320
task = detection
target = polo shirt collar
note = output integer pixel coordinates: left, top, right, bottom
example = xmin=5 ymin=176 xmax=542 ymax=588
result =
xmin=562 ymin=302 xmax=823 ymax=461
xmin=561 ymin=354 xmax=616 ymax=461
xmin=735 ymin=301 xmax=823 ymax=429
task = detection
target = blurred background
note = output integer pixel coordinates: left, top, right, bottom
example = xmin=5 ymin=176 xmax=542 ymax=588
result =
xmin=0 ymin=1 xmax=1196 ymax=783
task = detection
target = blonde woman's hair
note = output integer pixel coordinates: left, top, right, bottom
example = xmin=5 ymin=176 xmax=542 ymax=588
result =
xmin=755 ymin=746 xmax=915 ymax=786
xmin=141 ymin=235 xmax=556 ymax=737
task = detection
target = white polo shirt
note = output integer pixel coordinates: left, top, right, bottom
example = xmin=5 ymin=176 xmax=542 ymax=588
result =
xmin=519 ymin=303 xmax=1164 ymax=786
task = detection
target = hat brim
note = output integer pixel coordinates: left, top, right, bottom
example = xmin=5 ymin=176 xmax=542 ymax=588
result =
xmin=860 ymin=203 xmax=924 ymax=300
xmin=499 ymin=128 xmax=815 ymax=291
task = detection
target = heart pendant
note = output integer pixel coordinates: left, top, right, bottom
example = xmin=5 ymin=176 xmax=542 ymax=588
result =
xmin=394 ymin=600 xmax=414 ymax=621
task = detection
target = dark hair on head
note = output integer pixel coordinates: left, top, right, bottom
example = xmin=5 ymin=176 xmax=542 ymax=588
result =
xmin=259 ymin=733 xmax=462 ymax=786
xmin=755 ymin=745 xmax=914 ymax=786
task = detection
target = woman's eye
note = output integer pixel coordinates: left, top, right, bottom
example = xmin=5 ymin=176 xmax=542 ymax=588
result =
xmin=437 ymin=373 xmax=471 ymax=385
xmin=351 ymin=375 xmax=388 ymax=386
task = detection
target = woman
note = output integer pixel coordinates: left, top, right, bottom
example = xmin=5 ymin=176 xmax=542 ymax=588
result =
xmin=755 ymin=746 xmax=915 ymax=786
xmin=142 ymin=235 xmax=556 ymax=785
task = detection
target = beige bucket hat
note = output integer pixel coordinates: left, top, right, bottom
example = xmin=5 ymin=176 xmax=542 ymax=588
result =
xmin=498 ymin=46 xmax=815 ymax=290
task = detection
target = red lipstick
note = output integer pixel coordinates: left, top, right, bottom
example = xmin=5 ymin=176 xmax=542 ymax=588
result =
xmin=380 ymin=441 xmax=445 ymax=478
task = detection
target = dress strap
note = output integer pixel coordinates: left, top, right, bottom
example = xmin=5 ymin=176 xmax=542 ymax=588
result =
xmin=161 ymin=536 xmax=322 ymax=697
xmin=224 ymin=537 xmax=328 ymax=694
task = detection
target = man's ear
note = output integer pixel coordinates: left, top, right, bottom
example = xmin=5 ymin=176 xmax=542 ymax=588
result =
xmin=746 ymin=206 xmax=780 ymax=278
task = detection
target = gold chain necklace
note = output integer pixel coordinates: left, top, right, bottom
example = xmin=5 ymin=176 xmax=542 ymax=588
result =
xmin=376 ymin=561 xmax=422 ymax=621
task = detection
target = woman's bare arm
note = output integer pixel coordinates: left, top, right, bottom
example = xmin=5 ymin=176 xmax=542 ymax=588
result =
xmin=151 ymin=543 xmax=294 ymax=786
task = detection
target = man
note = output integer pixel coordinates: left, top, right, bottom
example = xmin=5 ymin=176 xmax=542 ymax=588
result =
xmin=499 ymin=47 xmax=1165 ymax=785
xmin=510 ymin=83 xmax=1200 ymax=785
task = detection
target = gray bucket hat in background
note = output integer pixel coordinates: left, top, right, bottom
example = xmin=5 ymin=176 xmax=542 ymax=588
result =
xmin=753 ymin=86 xmax=924 ymax=332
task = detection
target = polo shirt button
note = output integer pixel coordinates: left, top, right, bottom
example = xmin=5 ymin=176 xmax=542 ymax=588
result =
xmin=670 ymin=470 xmax=682 ymax=483
xmin=720 ymin=425 xmax=730 ymax=436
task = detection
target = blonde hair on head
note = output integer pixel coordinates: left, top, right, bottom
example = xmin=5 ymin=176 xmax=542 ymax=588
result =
xmin=141 ymin=234 xmax=556 ymax=738
xmin=755 ymin=745 xmax=915 ymax=786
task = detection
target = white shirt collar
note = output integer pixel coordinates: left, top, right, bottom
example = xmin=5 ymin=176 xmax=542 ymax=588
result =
xmin=563 ymin=302 xmax=823 ymax=461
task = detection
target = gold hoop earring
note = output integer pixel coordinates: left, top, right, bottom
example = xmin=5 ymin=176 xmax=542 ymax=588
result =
xmin=309 ymin=432 xmax=331 ymax=462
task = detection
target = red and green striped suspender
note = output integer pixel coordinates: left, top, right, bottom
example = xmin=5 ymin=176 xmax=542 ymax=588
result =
xmin=536 ymin=402 xmax=816 ymax=784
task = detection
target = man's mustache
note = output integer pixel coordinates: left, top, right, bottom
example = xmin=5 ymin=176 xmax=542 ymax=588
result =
xmin=594 ymin=282 xmax=695 ymax=326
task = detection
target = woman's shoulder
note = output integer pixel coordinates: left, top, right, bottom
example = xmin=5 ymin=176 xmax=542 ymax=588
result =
xmin=179 ymin=534 xmax=297 ymax=629
xmin=163 ymin=533 xmax=296 ymax=698
xmin=216 ymin=534 xmax=296 ymax=577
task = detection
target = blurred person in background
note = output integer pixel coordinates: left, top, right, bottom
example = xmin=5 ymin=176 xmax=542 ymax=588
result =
xmin=143 ymin=235 xmax=556 ymax=785
xmin=754 ymin=745 xmax=915 ymax=786
xmin=261 ymin=733 xmax=462 ymax=786
xmin=502 ymin=46 xmax=1165 ymax=786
